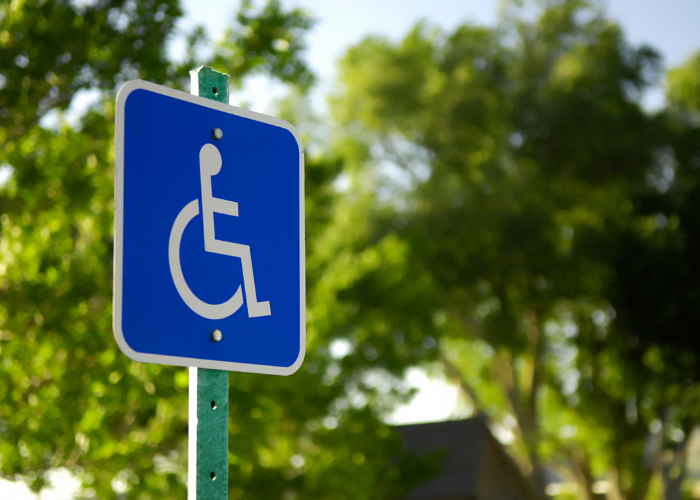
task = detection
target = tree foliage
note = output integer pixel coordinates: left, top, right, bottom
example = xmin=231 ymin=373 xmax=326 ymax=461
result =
xmin=2 ymin=0 xmax=700 ymax=499
xmin=330 ymin=0 xmax=700 ymax=498
xmin=0 ymin=1 xmax=435 ymax=499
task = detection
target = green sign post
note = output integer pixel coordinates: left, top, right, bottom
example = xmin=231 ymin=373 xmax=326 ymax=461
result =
xmin=187 ymin=66 xmax=231 ymax=500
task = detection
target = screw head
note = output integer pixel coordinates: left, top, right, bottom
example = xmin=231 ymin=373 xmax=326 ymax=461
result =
xmin=210 ymin=329 xmax=222 ymax=342
xmin=212 ymin=127 xmax=223 ymax=140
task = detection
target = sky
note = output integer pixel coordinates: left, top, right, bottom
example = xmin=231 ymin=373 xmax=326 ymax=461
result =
xmin=172 ymin=0 xmax=700 ymax=113
xmin=4 ymin=1 xmax=700 ymax=498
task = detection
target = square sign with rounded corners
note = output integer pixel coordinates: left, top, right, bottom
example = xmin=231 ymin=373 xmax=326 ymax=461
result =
xmin=114 ymin=80 xmax=305 ymax=375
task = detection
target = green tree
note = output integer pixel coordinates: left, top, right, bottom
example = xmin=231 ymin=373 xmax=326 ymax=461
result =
xmin=0 ymin=1 xmax=437 ymax=499
xmin=329 ymin=1 xmax=700 ymax=498
xmin=596 ymin=50 xmax=700 ymax=500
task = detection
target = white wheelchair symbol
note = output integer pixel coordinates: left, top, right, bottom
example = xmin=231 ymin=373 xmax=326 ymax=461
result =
xmin=168 ymin=143 xmax=271 ymax=320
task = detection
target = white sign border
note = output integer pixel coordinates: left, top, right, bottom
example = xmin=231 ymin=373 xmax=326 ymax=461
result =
xmin=113 ymin=79 xmax=306 ymax=375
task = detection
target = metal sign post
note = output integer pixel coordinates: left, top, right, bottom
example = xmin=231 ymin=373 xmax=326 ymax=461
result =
xmin=188 ymin=66 xmax=230 ymax=500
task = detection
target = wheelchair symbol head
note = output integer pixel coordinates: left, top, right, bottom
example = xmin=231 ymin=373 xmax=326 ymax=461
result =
xmin=200 ymin=143 xmax=222 ymax=176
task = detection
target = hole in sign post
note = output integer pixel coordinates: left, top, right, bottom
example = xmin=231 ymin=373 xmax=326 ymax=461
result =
xmin=211 ymin=400 xmax=217 ymax=409
xmin=211 ymin=472 xmax=217 ymax=481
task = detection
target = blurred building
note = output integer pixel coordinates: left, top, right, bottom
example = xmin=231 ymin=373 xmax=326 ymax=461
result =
xmin=394 ymin=417 xmax=538 ymax=500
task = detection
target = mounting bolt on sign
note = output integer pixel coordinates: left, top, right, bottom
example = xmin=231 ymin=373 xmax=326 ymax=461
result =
xmin=113 ymin=65 xmax=305 ymax=500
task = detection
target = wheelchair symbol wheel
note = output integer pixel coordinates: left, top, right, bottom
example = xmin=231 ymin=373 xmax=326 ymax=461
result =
xmin=169 ymin=199 xmax=244 ymax=320
xmin=168 ymin=144 xmax=271 ymax=320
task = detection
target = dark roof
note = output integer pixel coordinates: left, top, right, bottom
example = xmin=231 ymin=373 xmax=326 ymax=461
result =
xmin=395 ymin=418 xmax=487 ymax=500
xmin=394 ymin=417 xmax=537 ymax=500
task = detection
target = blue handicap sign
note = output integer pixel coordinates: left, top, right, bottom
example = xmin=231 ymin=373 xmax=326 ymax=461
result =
xmin=114 ymin=80 xmax=305 ymax=375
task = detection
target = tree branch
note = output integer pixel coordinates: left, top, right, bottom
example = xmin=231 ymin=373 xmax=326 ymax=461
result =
xmin=439 ymin=351 xmax=483 ymax=411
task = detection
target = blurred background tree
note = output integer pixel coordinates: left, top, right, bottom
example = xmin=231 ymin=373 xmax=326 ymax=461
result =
xmin=1 ymin=0 xmax=700 ymax=499
xmin=329 ymin=0 xmax=700 ymax=499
